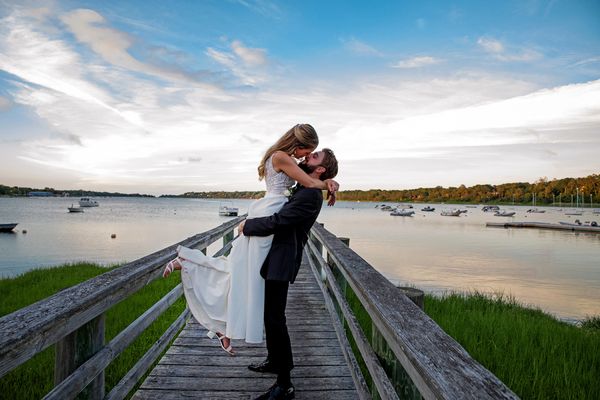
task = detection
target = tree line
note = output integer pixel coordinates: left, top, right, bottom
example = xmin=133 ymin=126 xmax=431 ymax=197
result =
xmin=335 ymin=174 xmax=600 ymax=205
xmin=0 ymin=185 xmax=153 ymax=198
xmin=3 ymin=173 xmax=599 ymax=204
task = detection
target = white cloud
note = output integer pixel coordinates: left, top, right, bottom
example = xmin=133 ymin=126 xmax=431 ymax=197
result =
xmin=206 ymin=39 xmax=270 ymax=85
xmin=391 ymin=56 xmax=441 ymax=69
xmin=477 ymin=36 xmax=542 ymax=62
xmin=231 ymin=40 xmax=268 ymax=66
xmin=342 ymin=38 xmax=382 ymax=57
xmin=60 ymin=9 xmax=215 ymax=87
xmin=477 ymin=37 xmax=504 ymax=54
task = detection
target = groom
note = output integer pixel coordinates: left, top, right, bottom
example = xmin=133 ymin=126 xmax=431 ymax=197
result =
xmin=239 ymin=148 xmax=338 ymax=400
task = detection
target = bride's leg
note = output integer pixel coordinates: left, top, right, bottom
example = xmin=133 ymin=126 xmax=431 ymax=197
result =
xmin=162 ymin=258 xmax=182 ymax=278
xmin=215 ymin=332 xmax=235 ymax=356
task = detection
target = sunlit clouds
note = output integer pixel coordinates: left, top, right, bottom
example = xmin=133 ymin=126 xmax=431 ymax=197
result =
xmin=0 ymin=2 xmax=599 ymax=194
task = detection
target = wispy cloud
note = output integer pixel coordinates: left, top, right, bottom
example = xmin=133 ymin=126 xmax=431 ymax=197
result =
xmin=477 ymin=36 xmax=542 ymax=62
xmin=233 ymin=0 xmax=283 ymax=19
xmin=568 ymin=56 xmax=600 ymax=68
xmin=206 ymin=39 xmax=270 ymax=85
xmin=391 ymin=56 xmax=441 ymax=69
xmin=477 ymin=37 xmax=504 ymax=53
xmin=231 ymin=40 xmax=268 ymax=66
xmin=60 ymin=9 xmax=214 ymax=87
xmin=341 ymin=38 xmax=383 ymax=57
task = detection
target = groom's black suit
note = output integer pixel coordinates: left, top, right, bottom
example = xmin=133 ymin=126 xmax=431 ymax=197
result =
xmin=243 ymin=185 xmax=323 ymax=383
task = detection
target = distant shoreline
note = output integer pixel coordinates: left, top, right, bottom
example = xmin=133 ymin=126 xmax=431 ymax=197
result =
xmin=2 ymin=172 xmax=598 ymax=205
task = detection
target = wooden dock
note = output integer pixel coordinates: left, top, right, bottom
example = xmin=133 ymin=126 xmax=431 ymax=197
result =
xmin=0 ymin=217 xmax=518 ymax=400
xmin=133 ymin=261 xmax=359 ymax=400
xmin=486 ymin=221 xmax=600 ymax=233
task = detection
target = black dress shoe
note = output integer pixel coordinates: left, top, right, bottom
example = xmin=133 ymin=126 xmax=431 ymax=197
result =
xmin=248 ymin=359 xmax=277 ymax=374
xmin=254 ymin=383 xmax=295 ymax=400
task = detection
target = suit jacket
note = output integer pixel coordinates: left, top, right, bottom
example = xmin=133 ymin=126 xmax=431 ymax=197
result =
xmin=243 ymin=186 xmax=323 ymax=283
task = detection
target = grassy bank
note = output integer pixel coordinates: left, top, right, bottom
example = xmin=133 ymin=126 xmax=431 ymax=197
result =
xmin=1 ymin=266 xmax=599 ymax=399
xmin=425 ymin=292 xmax=600 ymax=399
xmin=0 ymin=263 xmax=185 ymax=399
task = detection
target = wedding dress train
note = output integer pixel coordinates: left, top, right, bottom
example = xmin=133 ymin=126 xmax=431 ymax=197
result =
xmin=176 ymin=156 xmax=294 ymax=343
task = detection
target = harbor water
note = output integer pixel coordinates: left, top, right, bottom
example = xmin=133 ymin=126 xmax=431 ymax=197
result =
xmin=1 ymin=197 xmax=599 ymax=321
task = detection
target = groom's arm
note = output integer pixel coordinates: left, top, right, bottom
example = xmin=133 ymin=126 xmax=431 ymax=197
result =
xmin=243 ymin=189 xmax=321 ymax=237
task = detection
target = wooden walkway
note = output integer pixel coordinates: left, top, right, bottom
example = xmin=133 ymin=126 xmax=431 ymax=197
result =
xmin=132 ymin=258 xmax=359 ymax=400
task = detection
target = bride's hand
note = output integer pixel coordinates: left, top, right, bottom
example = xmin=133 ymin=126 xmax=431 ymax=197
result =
xmin=327 ymin=190 xmax=337 ymax=206
xmin=324 ymin=179 xmax=339 ymax=193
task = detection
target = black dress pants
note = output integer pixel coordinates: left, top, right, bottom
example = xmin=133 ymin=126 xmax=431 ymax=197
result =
xmin=264 ymin=279 xmax=293 ymax=383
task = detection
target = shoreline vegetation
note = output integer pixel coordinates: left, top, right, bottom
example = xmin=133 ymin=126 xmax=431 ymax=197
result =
xmin=1 ymin=264 xmax=598 ymax=399
xmin=2 ymin=173 xmax=599 ymax=205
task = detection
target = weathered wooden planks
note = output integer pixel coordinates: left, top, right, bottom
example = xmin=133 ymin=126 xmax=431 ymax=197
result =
xmin=133 ymin=259 xmax=359 ymax=400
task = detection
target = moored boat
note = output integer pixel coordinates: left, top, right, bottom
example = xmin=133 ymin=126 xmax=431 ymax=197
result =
xmin=68 ymin=205 xmax=84 ymax=213
xmin=421 ymin=206 xmax=435 ymax=212
xmin=390 ymin=209 xmax=415 ymax=216
xmin=441 ymin=209 xmax=462 ymax=217
xmin=482 ymin=205 xmax=500 ymax=212
xmin=79 ymin=197 xmax=99 ymax=207
xmin=494 ymin=210 xmax=516 ymax=217
xmin=0 ymin=223 xmax=18 ymax=232
xmin=218 ymin=204 xmax=239 ymax=216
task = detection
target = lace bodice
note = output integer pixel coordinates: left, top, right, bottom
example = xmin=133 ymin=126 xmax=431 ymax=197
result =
xmin=265 ymin=155 xmax=295 ymax=195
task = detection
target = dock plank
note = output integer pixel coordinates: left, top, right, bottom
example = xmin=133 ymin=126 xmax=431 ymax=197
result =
xmin=133 ymin=256 xmax=359 ymax=399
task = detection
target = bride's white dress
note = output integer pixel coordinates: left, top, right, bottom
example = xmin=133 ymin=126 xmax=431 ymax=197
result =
xmin=176 ymin=155 xmax=295 ymax=343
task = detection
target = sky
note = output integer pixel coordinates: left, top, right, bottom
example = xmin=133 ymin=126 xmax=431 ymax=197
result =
xmin=0 ymin=0 xmax=599 ymax=195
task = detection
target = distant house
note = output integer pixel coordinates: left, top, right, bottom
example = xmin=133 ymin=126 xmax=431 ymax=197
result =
xmin=27 ymin=191 xmax=53 ymax=197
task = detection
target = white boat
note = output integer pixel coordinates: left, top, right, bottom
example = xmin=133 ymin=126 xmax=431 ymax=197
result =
xmin=68 ymin=205 xmax=84 ymax=213
xmin=441 ymin=209 xmax=462 ymax=217
xmin=218 ymin=204 xmax=239 ymax=216
xmin=482 ymin=205 xmax=500 ymax=212
xmin=421 ymin=206 xmax=435 ymax=212
xmin=0 ymin=223 xmax=18 ymax=232
xmin=559 ymin=219 xmax=598 ymax=227
xmin=79 ymin=197 xmax=99 ymax=207
xmin=494 ymin=210 xmax=516 ymax=217
xmin=390 ymin=209 xmax=415 ymax=216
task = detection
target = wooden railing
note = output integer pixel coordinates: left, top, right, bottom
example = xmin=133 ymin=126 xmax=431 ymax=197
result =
xmin=306 ymin=223 xmax=519 ymax=400
xmin=0 ymin=216 xmax=244 ymax=400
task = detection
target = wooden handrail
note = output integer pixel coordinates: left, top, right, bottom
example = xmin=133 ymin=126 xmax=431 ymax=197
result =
xmin=308 ymin=223 xmax=518 ymax=400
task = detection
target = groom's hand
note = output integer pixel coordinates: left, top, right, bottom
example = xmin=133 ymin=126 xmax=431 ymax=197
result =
xmin=238 ymin=220 xmax=245 ymax=234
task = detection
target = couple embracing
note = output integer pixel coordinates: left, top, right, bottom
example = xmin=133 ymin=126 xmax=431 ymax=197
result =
xmin=163 ymin=124 xmax=339 ymax=400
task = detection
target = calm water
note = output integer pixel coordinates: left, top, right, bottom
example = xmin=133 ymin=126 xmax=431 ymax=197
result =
xmin=1 ymin=197 xmax=599 ymax=321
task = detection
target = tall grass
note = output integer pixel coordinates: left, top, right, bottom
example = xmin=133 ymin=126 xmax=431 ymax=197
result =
xmin=0 ymin=263 xmax=185 ymax=399
xmin=425 ymin=292 xmax=600 ymax=399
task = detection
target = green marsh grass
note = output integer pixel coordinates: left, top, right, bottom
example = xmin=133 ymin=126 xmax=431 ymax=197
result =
xmin=0 ymin=263 xmax=185 ymax=399
xmin=425 ymin=292 xmax=600 ymax=400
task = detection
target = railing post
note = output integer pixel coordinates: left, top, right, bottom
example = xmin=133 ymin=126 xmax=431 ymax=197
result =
xmin=223 ymin=229 xmax=234 ymax=256
xmin=55 ymin=314 xmax=105 ymax=399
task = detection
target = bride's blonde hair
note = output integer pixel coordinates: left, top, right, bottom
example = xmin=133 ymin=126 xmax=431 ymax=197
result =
xmin=257 ymin=124 xmax=319 ymax=180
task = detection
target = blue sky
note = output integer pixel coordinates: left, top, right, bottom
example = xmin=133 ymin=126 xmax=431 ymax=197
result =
xmin=0 ymin=0 xmax=599 ymax=194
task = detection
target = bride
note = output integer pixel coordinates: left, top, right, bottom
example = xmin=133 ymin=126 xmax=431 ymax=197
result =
xmin=162 ymin=124 xmax=339 ymax=355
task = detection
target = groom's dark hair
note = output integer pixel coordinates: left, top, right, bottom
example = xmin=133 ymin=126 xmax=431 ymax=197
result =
xmin=319 ymin=148 xmax=338 ymax=180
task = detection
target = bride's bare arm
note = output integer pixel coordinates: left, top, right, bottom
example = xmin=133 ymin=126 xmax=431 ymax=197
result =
xmin=272 ymin=151 xmax=339 ymax=193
